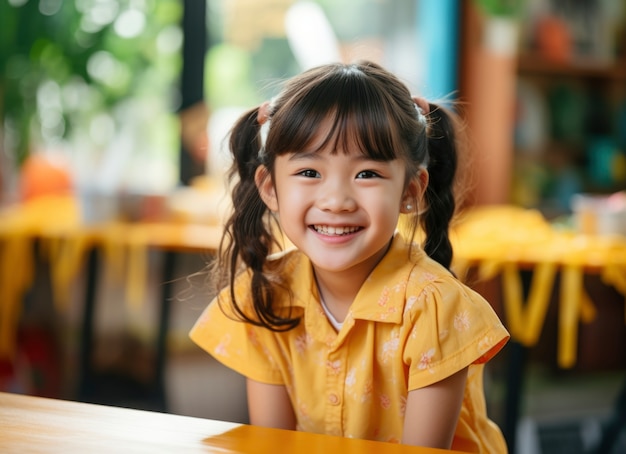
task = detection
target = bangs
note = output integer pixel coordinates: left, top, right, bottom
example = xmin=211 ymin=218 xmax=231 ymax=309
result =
xmin=267 ymin=66 xmax=406 ymax=161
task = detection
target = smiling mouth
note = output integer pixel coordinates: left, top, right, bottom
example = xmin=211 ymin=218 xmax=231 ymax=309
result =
xmin=312 ymin=225 xmax=362 ymax=236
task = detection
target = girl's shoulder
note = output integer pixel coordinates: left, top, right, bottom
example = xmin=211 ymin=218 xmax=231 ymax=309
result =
xmin=267 ymin=247 xmax=306 ymax=267
xmin=388 ymin=239 xmax=489 ymax=307
xmin=369 ymin=236 xmax=481 ymax=307
xmin=413 ymin=254 xmax=481 ymax=292
xmin=232 ymin=247 xmax=306 ymax=287
xmin=227 ymin=247 xmax=311 ymax=308
xmin=265 ymin=247 xmax=311 ymax=283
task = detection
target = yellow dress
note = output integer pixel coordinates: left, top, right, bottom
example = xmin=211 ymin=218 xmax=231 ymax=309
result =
xmin=190 ymin=234 xmax=510 ymax=452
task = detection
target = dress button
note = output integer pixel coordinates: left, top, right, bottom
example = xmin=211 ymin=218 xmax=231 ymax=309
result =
xmin=328 ymin=393 xmax=340 ymax=405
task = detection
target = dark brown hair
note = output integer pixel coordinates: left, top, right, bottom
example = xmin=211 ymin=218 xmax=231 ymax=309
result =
xmin=214 ymin=60 xmax=459 ymax=331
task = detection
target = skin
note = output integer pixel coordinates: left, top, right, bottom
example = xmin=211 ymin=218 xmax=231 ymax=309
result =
xmin=251 ymin=126 xmax=466 ymax=449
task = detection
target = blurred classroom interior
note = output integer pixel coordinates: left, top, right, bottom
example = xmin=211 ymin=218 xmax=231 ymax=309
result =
xmin=1 ymin=1 xmax=626 ymax=453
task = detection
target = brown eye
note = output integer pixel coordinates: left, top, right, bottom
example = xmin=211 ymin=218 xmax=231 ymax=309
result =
xmin=356 ymin=170 xmax=380 ymax=179
xmin=298 ymin=169 xmax=320 ymax=178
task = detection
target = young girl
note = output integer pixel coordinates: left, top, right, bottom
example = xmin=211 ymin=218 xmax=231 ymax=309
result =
xmin=190 ymin=60 xmax=509 ymax=452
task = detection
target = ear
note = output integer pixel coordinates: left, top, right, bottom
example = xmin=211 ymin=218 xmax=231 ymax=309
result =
xmin=400 ymin=168 xmax=429 ymax=214
xmin=255 ymin=165 xmax=279 ymax=211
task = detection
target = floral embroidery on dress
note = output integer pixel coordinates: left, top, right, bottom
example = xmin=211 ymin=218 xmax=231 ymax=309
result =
xmin=361 ymin=380 xmax=373 ymax=403
xmin=399 ymin=395 xmax=407 ymax=417
xmin=478 ymin=334 xmax=493 ymax=354
xmin=380 ymin=306 xmax=399 ymax=321
xmin=379 ymin=393 xmax=391 ymax=410
xmin=345 ymin=367 xmax=357 ymax=387
xmin=418 ymin=348 xmax=436 ymax=371
xmin=404 ymin=295 xmax=418 ymax=314
xmin=392 ymin=280 xmax=407 ymax=294
xmin=417 ymin=285 xmax=434 ymax=307
xmin=324 ymin=334 xmax=336 ymax=348
xmin=378 ymin=286 xmax=390 ymax=306
xmin=214 ymin=333 xmax=231 ymax=357
xmin=262 ymin=344 xmax=277 ymax=368
xmin=344 ymin=368 xmax=362 ymax=402
xmin=376 ymin=287 xmax=400 ymax=320
xmin=297 ymin=400 xmax=312 ymax=430
xmin=408 ymin=266 xmax=437 ymax=284
xmin=327 ymin=359 xmax=341 ymax=375
xmin=294 ymin=333 xmax=312 ymax=354
xmin=381 ymin=330 xmax=400 ymax=363
xmin=454 ymin=310 xmax=471 ymax=332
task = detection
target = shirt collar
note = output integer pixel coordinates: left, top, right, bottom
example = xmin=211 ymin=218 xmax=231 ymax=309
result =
xmin=285 ymin=234 xmax=420 ymax=325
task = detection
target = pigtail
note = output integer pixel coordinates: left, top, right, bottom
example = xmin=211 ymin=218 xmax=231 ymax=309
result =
xmin=218 ymin=106 xmax=299 ymax=331
xmin=420 ymin=103 xmax=458 ymax=270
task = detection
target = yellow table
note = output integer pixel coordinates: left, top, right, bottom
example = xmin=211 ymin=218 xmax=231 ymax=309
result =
xmin=0 ymin=193 xmax=232 ymax=417
xmin=0 ymin=195 xmax=223 ymax=358
xmin=451 ymin=205 xmax=626 ymax=369
xmin=449 ymin=205 xmax=626 ymax=453
xmin=0 ymin=392 xmax=463 ymax=453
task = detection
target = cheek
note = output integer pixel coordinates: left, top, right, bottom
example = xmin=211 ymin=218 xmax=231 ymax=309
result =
xmin=372 ymin=186 xmax=404 ymax=212
xmin=275 ymin=183 xmax=310 ymax=211
xmin=368 ymin=193 xmax=403 ymax=223
xmin=381 ymin=205 xmax=402 ymax=227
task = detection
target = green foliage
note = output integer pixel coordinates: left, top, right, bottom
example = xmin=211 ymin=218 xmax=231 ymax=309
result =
xmin=0 ymin=0 xmax=182 ymax=166
xmin=474 ymin=0 xmax=523 ymax=18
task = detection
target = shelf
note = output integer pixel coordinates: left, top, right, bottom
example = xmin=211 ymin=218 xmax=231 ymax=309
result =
xmin=517 ymin=53 xmax=626 ymax=80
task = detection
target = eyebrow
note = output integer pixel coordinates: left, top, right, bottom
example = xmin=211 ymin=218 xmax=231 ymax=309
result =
xmin=287 ymin=151 xmax=385 ymax=163
xmin=287 ymin=151 xmax=321 ymax=161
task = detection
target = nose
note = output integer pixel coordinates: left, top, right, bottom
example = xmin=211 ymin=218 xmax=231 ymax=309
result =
xmin=316 ymin=178 xmax=357 ymax=213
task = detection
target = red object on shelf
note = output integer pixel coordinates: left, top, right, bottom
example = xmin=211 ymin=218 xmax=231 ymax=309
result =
xmin=536 ymin=16 xmax=573 ymax=63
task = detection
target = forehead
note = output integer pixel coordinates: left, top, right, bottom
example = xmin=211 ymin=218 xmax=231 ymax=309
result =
xmin=300 ymin=116 xmax=348 ymax=153
xmin=287 ymin=111 xmax=398 ymax=162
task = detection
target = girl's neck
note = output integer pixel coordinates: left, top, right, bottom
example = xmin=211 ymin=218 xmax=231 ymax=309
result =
xmin=313 ymin=238 xmax=393 ymax=322
xmin=313 ymin=270 xmax=355 ymax=323
xmin=312 ymin=237 xmax=394 ymax=322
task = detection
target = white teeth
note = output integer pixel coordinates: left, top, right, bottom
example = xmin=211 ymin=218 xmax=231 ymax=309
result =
xmin=313 ymin=225 xmax=359 ymax=235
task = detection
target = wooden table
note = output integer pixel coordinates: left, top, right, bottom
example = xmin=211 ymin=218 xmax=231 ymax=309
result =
xmin=0 ymin=392 xmax=463 ymax=453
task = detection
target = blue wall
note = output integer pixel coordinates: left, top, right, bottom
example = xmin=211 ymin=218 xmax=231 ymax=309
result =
xmin=416 ymin=0 xmax=459 ymax=101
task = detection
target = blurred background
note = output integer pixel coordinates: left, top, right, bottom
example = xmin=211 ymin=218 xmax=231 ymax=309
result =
xmin=1 ymin=1 xmax=626 ymax=453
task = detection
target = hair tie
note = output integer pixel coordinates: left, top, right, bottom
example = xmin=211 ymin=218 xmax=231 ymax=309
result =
xmin=412 ymin=96 xmax=429 ymax=116
xmin=257 ymin=101 xmax=271 ymax=125
xmin=257 ymin=101 xmax=272 ymax=159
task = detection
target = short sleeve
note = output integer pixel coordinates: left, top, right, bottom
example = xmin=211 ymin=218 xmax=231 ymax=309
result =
xmin=403 ymin=275 xmax=509 ymax=390
xmin=189 ymin=283 xmax=285 ymax=385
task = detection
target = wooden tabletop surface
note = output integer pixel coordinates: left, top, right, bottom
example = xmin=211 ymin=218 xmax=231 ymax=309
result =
xmin=0 ymin=392 xmax=464 ymax=453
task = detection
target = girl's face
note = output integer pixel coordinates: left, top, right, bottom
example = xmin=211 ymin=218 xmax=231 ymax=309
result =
xmin=257 ymin=123 xmax=419 ymax=282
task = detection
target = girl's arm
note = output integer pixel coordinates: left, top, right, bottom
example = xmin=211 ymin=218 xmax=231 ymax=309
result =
xmin=246 ymin=378 xmax=297 ymax=430
xmin=402 ymin=366 xmax=468 ymax=448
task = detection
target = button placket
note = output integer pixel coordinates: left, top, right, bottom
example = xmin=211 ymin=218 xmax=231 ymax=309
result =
xmin=325 ymin=350 xmax=345 ymax=436
xmin=328 ymin=393 xmax=340 ymax=405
